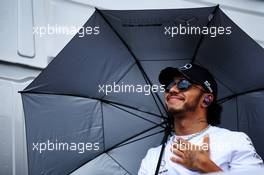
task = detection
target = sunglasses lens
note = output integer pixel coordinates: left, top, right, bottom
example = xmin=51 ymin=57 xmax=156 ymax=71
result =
xmin=165 ymin=79 xmax=192 ymax=92
xmin=165 ymin=81 xmax=175 ymax=92
xmin=177 ymin=79 xmax=192 ymax=91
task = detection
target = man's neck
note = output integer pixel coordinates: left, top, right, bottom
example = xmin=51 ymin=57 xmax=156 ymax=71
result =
xmin=173 ymin=112 xmax=208 ymax=136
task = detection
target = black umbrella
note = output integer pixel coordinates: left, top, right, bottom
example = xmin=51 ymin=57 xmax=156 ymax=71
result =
xmin=20 ymin=5 xmax=264 ymax=175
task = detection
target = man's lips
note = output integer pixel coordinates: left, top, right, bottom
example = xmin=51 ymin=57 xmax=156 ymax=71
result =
xmin=166 ymin=95 xmax=185 ymax=102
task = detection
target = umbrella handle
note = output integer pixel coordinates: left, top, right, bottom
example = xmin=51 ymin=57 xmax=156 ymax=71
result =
xmin=154 ymin=126 xmax=170 ymax=175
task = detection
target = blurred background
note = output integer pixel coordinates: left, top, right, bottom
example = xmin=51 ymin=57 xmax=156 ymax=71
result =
xmin=0 ymin=0 xmax=264 ymax=174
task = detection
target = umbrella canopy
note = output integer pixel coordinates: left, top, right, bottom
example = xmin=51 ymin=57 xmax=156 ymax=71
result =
xmin=20 ymin=6 xmax=264 ymax=175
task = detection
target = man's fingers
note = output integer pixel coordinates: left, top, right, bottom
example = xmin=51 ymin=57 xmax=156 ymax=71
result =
xmin=172 ymin=142 xmax=188 ymax=153
xmin=202 ymin=134 xmax=210 ymax=152
xmin=170 ymin=147 xmax=185 ymax=158
xmin=170 ymin=156 xmax=184 ymax=165
xmin=177 ymin=137 xmax=192 ymax=149
xmin=203 ymin=134 xmax=210 ymax=145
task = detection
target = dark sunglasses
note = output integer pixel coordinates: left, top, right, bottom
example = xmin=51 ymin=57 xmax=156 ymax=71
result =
xmin=165 ymin=78 xmax=192 ymax=92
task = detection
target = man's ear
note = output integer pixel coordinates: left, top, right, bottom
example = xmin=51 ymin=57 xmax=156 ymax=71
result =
xmin=202 ymin=94 xmax=214 ymax=107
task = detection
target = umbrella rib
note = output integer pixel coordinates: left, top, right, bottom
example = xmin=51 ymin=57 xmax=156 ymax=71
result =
xmin=106 ymin=153 xmax=133 ymax=175
xmin=140 ymin=72 xmax=164 ymax=116
xmin=235 ymin=97 xmax=239 ymax=131
xmin=139 ymin=58 xmax=191 ymax=61
xmin=194 ymin=60 xmax=236 ymax=94
xmin=68 ymin=122 xmax=166 ymax=174
xmin=191 ymin=5 xmax=219 ymax=63
xmin=105 ymin=121 xmax=166 ymax=152
xmin=113 ymin=62 xmax=136 ymax=85
xmin=211 ymin=73 xmax=236 ymax=94
xmin=217 ymin=87 xmax=264 ymax=104
xmin=101 ymin=99 xmax=167 ymax=120
xmin=100 ymin=102 xmax=106 ymax=151
xmin=20 ymin=91 xmax=166 ymax=119
xmin=140 ymin=70 xmax=166 ymax=116
xmin=108 ymin=103 xmax=166 ymax=126
xmin=100 ymin=62 xmax=136 ymax=100
xmin=115 ymin=129 xmax=164 ymax=149
xmin=96 ymin=9 xmax=167 ymax=117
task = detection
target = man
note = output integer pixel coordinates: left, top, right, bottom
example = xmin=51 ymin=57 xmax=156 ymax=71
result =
xmin=138 ymin=63 xmax=263 ymax=175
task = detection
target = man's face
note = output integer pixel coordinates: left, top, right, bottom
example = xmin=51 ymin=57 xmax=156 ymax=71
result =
xmin=164 ymin=76 xmax=204 ymax=115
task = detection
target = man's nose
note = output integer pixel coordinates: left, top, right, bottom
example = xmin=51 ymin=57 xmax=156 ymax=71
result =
xmin=168 ymin=83 xmax=180 ymax=93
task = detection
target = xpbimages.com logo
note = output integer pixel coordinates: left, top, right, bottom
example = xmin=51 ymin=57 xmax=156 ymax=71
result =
xmin=164 ymin=24 xmax=232 ymax=38
xmin=33 ymin=24 xmax=100 ymax=37
xmin=32 ymin=140 xmax=100 ymax=154
xmin=98 ymin=82 xmax=165 ymax=95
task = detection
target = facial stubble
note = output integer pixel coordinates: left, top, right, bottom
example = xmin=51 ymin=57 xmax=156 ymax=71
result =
xmin=167 ymin=91 xmax=203 ymax=117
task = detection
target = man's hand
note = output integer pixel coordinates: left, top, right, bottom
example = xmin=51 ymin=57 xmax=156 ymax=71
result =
xmin=170 ymin=135 xmax=222 ymax=173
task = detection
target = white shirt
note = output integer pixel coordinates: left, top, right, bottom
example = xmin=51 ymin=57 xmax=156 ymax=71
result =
xmin=138 ymin=126 xmax=263 ymax=175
